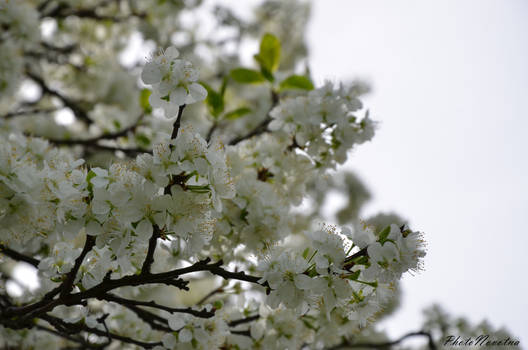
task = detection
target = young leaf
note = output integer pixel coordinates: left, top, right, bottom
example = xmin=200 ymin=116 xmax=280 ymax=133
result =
xmin=139 ymin=89 xmax=152 ymax=113
xmin=201 ymin=82 xmax=224 ymax=118
xmin=220 ymin=76 xmax=228 ymax=97
xmin=230 ymin=68 xmax=265 ymax=84
xmin=135 ymin=133 xmax=151 ymax=147
xmin=377 ymin=225 xmax=391 ymax=243
xmin=279 ymin=75 xmax=314 ymax=91
xmin=255 ymin=33 xmax=281 ymax=73
xmin=224 ymin=107 xmax=251 ymax=120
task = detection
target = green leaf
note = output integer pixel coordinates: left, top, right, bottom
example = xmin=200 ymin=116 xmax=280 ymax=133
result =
xmin=201 ymin=82 xmax=224 ymax=118
xmin=139 ymin=89 xmax=152 ymax=114
xmin=213 ymin=300 xmax=223 ymax=309
xmin=378 ymin=225 xmax=391 ymax=244
xmin=230 ymin=68 xmax=265 ymax=84
xmin=224 ymin=107 xmax=251 ymax=120
xmin=346 ymin=270 xmax=361 ymax=281
xmin=220 ymin=76 xmax=228 ymax=97
xmin=258 ymin=65 xmax=275 ymax=82
xmin=112 ymin=120 xmax=121 ymax=130
xmin=135 ymin=133 xmax=151 ymax=147
xmin=86 ymin=170 xmax=96 ymax=196
xmin=255 ymin=33 xmax=281 ymax=73
xmin=279 ymin=75 xmax=314 ymax=91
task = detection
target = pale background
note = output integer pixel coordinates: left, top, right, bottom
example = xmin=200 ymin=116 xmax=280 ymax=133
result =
xmin=306 ymin=0 xmax=527 ymax=343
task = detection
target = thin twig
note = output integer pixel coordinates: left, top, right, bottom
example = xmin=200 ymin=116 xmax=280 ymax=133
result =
xmin=26 ymin=71 xmax=93 ymax=125
xmin=327 ymin=331 xmax=437 ymax=350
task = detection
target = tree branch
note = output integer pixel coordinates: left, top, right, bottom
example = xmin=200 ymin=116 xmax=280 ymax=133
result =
xmin=328 ymin=331 xmax=437 ymax=350
xmin=2 ymin=258 xmax=265 ymax=323
xmin=229 ymin=90 xmax=278 ymax=146
xmin=26 ymin=71 xmax=93 ymax=125
xmin=228 ymin=314 xmax=259 ymax=328
xmin=60 ymin=235 xmax=96 ymax=298
xmin=2 ymin=107 xmax=58 ymax=119
xmin=47 ymin=114 xmax=144 ymax=146
xmin=0 ymin=244 xmax=40 ymax=267
xmin=102 ymin=293 xmax=215 ymax=318
xmin=140 ymin=226 xmax=161 ymax=275
xmin=41 ymin=314 xmax=163 ymax=349
xmin=171 ymin=104 xmax=186 ymax=140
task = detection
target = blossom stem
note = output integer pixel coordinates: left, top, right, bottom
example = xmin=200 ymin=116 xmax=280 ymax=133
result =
xmin=171 ymin=104 xmax=186 ymax=140
xmin=60 ymin=235 xmax=96 ymax=298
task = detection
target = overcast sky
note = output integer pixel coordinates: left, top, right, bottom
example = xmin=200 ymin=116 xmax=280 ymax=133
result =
xmin=307 ymin=0 xmax=527 ymax=343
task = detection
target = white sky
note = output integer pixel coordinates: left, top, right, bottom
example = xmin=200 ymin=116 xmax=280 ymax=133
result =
xmin=308 ymin=0 xmax=527 ymax=343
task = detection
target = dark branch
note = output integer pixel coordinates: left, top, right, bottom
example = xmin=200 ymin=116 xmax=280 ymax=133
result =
xmin=228 ymin=116 xmax=271 ymax=146
xmin=35 ymin=324 xmax=95 ymax=348
xmin=343 ymin=247 xmax=368 ymax=270
xmin=196 ymin=284 xmax=225 ymax=305
xmin=60 ymin=235 xmax=96 ymax=298
xmin=327 ymin=331 xmax=437 ymax=350
xmin=102 ymin=293 xmax=215 ymax=318
xmin=2 ymin=107 xmax=58 ymax=119
xmin=171 ymin=104 xmax=186 ymax=140
xmin=26 ymin=71 xmax=93 ymax=125
xmin=140 ymin=226 xmax=161 ymax=275
xmin=47 ymin=114 xmax=143 ymax=146
xmin=0 ymin=244 xmax=40 ymax=267
xmin=120 ymin=303 xmax=172 ymax=332
xmin=228 ymin=314 xmax=259 ymax=328
xmin=229 ymin=90 xmax=278 ymax=146
xmin=41 ymin=314 xmax=162 ymax=349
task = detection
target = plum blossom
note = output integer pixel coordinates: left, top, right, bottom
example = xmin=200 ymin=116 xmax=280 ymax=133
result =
xmin=141 ymin=46 xmax=207 ymax=117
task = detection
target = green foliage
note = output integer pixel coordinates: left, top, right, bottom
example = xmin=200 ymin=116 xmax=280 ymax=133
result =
xmin=201 ymin=82 xmax=225 ymax=118
xmin=378 ymin=225 xmax=391 ymax=244
xmin=135 ymin=133 xmax=151 ymax=147
xmin=254 ymin=33 xmax=281 ymax=75
xmin=224 ymin=107 xmax=251 ymax=120
xmin=230 ymin=68 xmax=266 ymax=84
xmin=279 ymin=75 xmax=314 ymax=91
xmin=139 ymin=89 xmax=152 ymax=114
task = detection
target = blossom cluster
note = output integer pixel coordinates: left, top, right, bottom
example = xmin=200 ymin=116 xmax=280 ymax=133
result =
xmin=269 ymin=82 xmax=376 ymax=167
xmin=0 ymin=10 xmax=428 ymax=347
xmin=0 ymin=125 xmax=235 ymax=294
xmin=142 ymin=47 xmax=208 ymax=118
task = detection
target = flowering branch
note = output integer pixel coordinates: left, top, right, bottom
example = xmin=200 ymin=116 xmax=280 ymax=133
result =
xmin=228 ymin=90 xmax=279 ymax=145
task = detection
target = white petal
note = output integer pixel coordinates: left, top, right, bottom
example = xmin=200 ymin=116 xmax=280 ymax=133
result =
xmin=141 ymin=63 xmax=162 ymax=84
xmin=86 ymin=220 xmax=103 ymax=236
xmin=179 ymin=328 xmax=193 ymax=342
xmin=162 ymin=333 xmax=176 ymax=348
xmin=187 ymin=83 xmax=207 ymax=103
xmin=168 ymin=315 xmax=185 ymax=330
xmin=165 ymin=46 xmax=179 ymax=60
xmin=170 ymin=87 xmax=187 ymax=106
xmin=136 ymin=219 xmax=153 ymax=240
xmin=92 ymin=200 xmax=110 ymax=215
xmin=294 ymin=274 xmax=313 ymax=290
